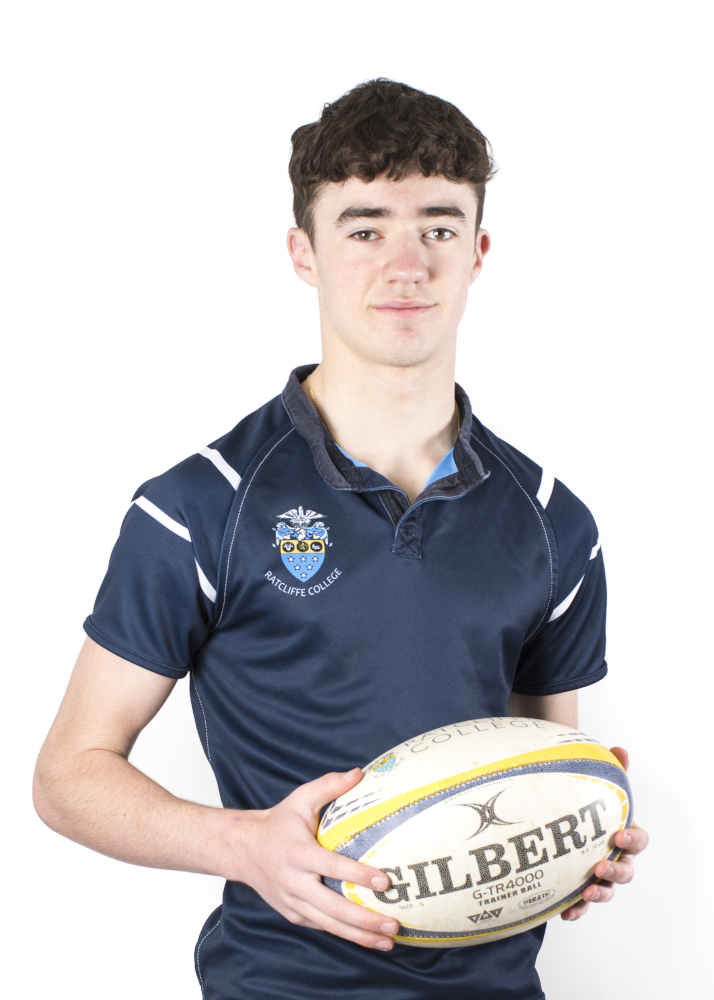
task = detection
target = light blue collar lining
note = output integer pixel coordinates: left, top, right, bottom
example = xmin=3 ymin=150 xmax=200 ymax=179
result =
xmin=334 ymin=442 xmax=458 ymax=492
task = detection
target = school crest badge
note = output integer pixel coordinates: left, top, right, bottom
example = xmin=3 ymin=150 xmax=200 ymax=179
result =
xmin=274 ymin=506 xmax=330 ymax=582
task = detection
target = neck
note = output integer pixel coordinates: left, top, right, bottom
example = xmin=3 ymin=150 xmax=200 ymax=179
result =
xmin=302 ymin=354 xmax=460 ymax=473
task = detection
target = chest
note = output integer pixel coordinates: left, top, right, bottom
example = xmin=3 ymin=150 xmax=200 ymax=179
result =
xmin=219 ymin=468 xmax=552 ymax=669
xmin=197 ymin=453 xmax=556 ymax=794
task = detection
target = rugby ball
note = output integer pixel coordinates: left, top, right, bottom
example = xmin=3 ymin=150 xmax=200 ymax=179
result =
xmin=317 ymin=717 xmax=633 ymax=948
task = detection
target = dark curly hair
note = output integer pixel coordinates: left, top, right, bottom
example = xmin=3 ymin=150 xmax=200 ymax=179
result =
xmin=289 ymin=77 xmax=498 ymax=250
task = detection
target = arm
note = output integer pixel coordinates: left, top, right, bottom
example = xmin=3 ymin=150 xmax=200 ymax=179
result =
xmin=507 ymin=689 xmax=578 ymax=728
xmin=33 ymin=636 xmax=403 ymax=953
xmin=32 ymin=635 xmax=242 ymax=876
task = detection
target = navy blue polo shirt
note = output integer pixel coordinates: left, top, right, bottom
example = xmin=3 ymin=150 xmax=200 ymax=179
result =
xmin=84 ymin=362 xmax=608 ymax=999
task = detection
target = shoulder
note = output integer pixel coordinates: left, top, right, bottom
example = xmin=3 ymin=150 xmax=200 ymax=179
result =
xmin=129 ymin=389 xmax=292 ymax=536
xmin=470 ymin=415 xmax=601 ymax=586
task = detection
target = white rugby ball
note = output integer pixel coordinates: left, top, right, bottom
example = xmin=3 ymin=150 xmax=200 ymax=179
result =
xmin=317 ymin=717 xmax=633 ymax=947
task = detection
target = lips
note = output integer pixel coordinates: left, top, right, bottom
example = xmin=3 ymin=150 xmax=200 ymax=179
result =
xmin=374 ymin=303 xmax=436 ymax=314
xmin=375 ymin=301 xmax=435 ymax=309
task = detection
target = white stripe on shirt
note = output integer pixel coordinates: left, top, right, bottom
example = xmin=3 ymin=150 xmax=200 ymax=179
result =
xmin=200 ymin=446 xmax=241 ymax=489
xmin=548 ymin=576 xmax=583 ymax=622
xmin=133 ymin=495 xmax=217 ymax=602
xmin=134 ymin=495 xmax=191 ymax=540
xmin=536 ymin=470 xmax=555 ymax=509
xmin=547 ymin=536 xmax=602 ymax=622
xmin=195 ymin=558 xmax=217 ymax=602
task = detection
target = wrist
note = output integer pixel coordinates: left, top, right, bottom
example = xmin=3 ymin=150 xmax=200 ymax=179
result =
xmin=217 ymin=806 xmax=269 ymax=883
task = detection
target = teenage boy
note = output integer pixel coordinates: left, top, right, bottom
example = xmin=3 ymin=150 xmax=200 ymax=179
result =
xmin=33 ymin=78 xmax=648 ymax=999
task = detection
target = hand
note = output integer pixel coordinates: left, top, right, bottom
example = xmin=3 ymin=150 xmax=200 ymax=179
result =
xmin=232 ymin=767 xmax=399 ymax=951
xmin=561 ymin=746 xmax=649 ymax=921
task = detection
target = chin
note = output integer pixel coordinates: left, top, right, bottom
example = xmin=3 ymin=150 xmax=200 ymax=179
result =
xmin=362 ymin=342 xmax=442 ymax=370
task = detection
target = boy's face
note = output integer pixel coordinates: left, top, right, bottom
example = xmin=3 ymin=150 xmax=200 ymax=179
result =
xmin=287 ymin=172 xmax=490 ymax=371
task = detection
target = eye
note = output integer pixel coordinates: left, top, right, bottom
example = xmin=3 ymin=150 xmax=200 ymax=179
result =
xmin=349 ymin=229 xmax=378 ymax=241
xmin=428 ymin=227 xmax=456 ymax=240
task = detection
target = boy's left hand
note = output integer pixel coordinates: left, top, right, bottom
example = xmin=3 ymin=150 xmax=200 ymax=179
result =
xmin=561 ymin=746 xmax=649 ymax=921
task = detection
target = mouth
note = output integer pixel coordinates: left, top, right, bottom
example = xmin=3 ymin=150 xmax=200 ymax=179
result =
xmin=373 ymin=304 xmax=436 ymax=315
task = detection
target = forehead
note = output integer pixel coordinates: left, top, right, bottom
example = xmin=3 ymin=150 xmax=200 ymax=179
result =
xmin=313 ymin=173 xmax=477 ymax=221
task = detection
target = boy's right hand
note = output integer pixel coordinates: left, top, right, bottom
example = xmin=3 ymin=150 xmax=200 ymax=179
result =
xmin=229 ymin=767 xmax=400 ymax=952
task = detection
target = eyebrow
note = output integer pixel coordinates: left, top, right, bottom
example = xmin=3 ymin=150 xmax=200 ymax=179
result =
xmin=334 ymin=204 xmax=468 ymax=227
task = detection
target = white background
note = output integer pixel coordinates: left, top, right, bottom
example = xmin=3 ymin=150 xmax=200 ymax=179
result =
xmin=4 ymin=1 xmax=712 ymax=997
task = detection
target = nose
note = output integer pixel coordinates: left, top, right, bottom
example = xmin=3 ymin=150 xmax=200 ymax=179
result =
xmin=382 ymin=233 xmax=429 ymax=286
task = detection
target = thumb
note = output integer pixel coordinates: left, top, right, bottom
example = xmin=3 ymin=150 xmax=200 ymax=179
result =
xmin=298 ymin=767 xmax=364 ymax=816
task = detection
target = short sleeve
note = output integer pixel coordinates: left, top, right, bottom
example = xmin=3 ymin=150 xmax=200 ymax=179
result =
xmin=512 ymin=518 xmax=608 ymax=696
xmin=83 ymin=475 xmax=220 ymax=679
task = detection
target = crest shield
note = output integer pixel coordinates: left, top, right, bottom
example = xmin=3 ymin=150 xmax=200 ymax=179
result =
xmin=274 ymin=506 xmax=330 ymax=582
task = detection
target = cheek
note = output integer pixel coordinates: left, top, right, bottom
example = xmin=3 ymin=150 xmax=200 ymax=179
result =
xmin=330 ymin=259 xmax=372 ymax=300
xmin=448 ymin=268 xmax=474 ymax=305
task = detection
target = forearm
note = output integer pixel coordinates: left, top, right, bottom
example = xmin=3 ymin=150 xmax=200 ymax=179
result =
xmin=33 ymin=748 xmax=253 ymax=880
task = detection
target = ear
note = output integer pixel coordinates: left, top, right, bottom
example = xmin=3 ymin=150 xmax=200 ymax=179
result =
xmin=470 ymin=228 xmax=491 ymax=283
xmin=287 ymin=226 xmax=320 ymax=289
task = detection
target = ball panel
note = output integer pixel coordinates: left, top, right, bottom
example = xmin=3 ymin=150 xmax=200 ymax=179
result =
xmin=318 ymin=740 xmax=627 ymax=852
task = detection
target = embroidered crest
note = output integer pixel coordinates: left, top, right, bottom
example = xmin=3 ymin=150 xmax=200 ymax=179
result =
xmin=274 ymin=505 xmax=330 ymax=582
xmin=366 ymin=752 xmax=398 ymax=775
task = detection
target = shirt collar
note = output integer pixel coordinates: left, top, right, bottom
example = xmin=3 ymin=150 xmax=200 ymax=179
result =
xmin=280 ymin=362 xmax=490 ymax=497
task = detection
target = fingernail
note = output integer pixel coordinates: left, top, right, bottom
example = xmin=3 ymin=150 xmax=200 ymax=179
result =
xmin=372 ymin=876 xmax=389 ymax=890
xmin=622 ymin=831 xmax=632 ymax=846
xmin=606 ymin=864 xmax=615 ymax=877
xmin=380 ymin=921 xmax=398 ymax=934
xmin=590 ymin=889 xmax=600 ymax=901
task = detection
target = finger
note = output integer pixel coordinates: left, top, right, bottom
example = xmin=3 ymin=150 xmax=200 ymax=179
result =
xmin=609 ymin=746 xmax=629 ymax=770
xmin=594 ymin=857 xmax=634 ymax=885
xmin=614 ymin=824 xmax=649 ymax=854
xmin=582 ymin=881 xmax=616 ymax=904
xmin=609 ymin=745 xmax=629 ymax=770
xmin=299 ymin=878 xmax=400 ymax=951
xmin=309 ymin=842 xmax=395 ymax=896
xmin=561 ymin=897 xmax=590 ymax=921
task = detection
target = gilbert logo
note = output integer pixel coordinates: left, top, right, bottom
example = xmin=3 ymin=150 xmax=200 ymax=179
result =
xmin=458 ymin=790 xmax=520 ymax=839
xmin=265 ymin=504 xmax=343 ymax=598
